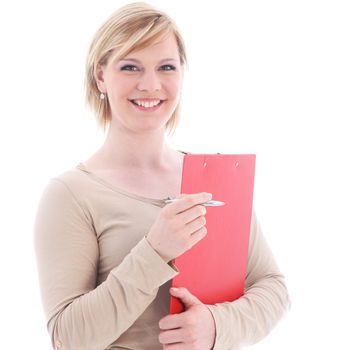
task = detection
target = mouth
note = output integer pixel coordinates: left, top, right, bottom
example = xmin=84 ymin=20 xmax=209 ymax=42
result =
xmin=128 ymin=99 xmax=165 ymax=112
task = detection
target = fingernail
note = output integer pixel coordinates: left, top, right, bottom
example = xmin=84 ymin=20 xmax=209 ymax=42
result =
xmin=171 ymin=287 xmax=179 ymax=292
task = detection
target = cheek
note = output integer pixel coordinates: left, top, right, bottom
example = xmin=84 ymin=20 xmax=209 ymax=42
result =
xmin=164 ymin=76 xmax=182 ymax=97
xmin=106 ymin=75 xmax=135 ymax=96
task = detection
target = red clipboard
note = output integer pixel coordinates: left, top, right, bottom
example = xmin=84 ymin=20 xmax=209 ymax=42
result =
xmin=170 ymin=154 xmax=256 ymax=314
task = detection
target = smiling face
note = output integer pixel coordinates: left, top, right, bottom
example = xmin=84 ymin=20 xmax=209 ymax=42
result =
xmin=95 ymin=34 xmax=184 ymax=133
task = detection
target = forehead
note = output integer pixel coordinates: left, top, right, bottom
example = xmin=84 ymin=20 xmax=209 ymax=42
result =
xmin=122 ymin=34 xmax=180 ymax=61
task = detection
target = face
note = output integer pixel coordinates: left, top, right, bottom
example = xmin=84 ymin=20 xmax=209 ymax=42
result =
xmin=96 ymin=34 xmax=183 ymax=133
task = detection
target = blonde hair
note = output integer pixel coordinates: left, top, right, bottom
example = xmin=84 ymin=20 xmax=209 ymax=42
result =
xmin=85 ymin=2 xmax=187 ymax=134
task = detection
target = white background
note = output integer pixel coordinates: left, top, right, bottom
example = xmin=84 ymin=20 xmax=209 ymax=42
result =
xmin=0 ymin=0 xmax=349 ymax=349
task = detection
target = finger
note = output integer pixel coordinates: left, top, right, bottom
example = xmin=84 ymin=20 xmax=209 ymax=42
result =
xmin=168 ymin=192 xmax=212 ymax=215
xmin=158 ymin=328 xmax=184 ymax=345
xmin=184 ymin=215 xmax=206 ymax=235
xmin=163 ymin=343 xmax=185 ymax=350
xmin=170 ymin=287 xmax=202 ymax=308
xmin=189 ymin=226 xmax=208 ymax=247
xmin=178 ymin=204 xmax=206 ymax=225
xmin=159 ymin=313 xmax=185 ymax=330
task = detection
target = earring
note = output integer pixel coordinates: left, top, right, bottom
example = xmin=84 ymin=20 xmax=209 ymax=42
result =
xmin=100 ymin=92 xmax=105 ymax=100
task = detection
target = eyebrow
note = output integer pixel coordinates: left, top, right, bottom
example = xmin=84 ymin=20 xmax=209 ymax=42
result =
xmin=119 ymin=58 xmax=179 ymax=64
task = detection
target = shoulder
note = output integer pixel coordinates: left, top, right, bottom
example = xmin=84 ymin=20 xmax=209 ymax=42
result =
xmin=39 ymin=165 xmax=93 ymax=207
xmin=55 ymin=166 xmax=87 ymax=189
xmin=35 ymin=166 xmax=96 ymax=225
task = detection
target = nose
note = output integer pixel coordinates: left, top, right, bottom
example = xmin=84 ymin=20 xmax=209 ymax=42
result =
xmin=136 ymin=70 xmax=161 ymax=92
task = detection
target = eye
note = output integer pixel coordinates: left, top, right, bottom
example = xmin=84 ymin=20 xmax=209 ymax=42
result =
xmin=160 ymin=64 xmax=176 ymax=71
xmin=120 ymin=65 xmax=139 ymax=72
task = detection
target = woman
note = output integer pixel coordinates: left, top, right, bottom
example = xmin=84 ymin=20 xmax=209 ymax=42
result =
xmin=34 ymin=2 xmax=289 ymax=350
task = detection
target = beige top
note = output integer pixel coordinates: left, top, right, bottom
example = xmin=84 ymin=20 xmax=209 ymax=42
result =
xmin=34 ymin=163 xmax=290 ymax=350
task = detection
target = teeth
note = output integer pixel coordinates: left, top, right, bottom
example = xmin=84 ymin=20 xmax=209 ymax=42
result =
xmin=133 ymin=99 xmax=161 ymax=108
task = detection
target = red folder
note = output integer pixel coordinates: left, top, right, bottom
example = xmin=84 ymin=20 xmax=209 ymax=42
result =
xmin=170 ymin=154 xmax=256 ymax=314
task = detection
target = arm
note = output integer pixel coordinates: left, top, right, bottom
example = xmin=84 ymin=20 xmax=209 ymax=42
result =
xmin=206 ymin=211 xmax=290 ymax=349
xmin=34 ymin=179 xmax=178 ymax=350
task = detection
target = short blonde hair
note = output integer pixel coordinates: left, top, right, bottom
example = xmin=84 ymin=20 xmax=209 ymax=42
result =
xmin=85 ymin=2 xmax=187 ymax=134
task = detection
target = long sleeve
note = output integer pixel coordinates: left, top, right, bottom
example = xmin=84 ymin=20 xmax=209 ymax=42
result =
xmin=34 ymin=179 xmax=178 ymax=350
xmin=206 ymin=211 xmax=290 ymax=349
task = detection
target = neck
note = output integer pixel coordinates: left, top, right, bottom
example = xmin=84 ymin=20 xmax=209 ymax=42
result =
xmin=96 ymin=120 xmax=176 ymax=171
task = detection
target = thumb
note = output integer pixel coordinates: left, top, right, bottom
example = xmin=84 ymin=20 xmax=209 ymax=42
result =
xmin=175 ymin=193 xmax=188 ymax=199
xmin=170 ymin=287 xmax=202 ymax=308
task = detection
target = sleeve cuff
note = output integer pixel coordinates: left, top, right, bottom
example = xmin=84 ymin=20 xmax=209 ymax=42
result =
xmin=111 ymin=237 xmax=179 ymax=294
xmin=206 ymin=302 xmax=238 ymax=350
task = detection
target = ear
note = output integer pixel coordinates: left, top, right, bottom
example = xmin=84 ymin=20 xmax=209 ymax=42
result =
xmin=95 ymin=63 xmax=107 ymax=93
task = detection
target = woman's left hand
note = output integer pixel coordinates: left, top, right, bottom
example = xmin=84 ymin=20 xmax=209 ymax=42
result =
xmin=158 ymin=287 xmax=216 ymax=350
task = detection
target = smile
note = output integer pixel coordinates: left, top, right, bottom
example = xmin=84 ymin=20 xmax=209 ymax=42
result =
xmin=129 ymin=99 xmax=164 ymax=111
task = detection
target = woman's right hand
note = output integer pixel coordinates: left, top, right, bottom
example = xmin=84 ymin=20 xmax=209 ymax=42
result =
xmin=146 ymin=192 xmax=212 ymax=262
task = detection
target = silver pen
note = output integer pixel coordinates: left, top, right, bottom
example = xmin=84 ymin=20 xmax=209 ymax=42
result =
xmin=164 ymin=199 xmax=225 ymax=206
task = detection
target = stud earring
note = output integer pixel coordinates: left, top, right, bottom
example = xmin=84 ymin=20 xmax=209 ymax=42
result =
xmin=100 ymin=93 xmax=105 ymax=100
